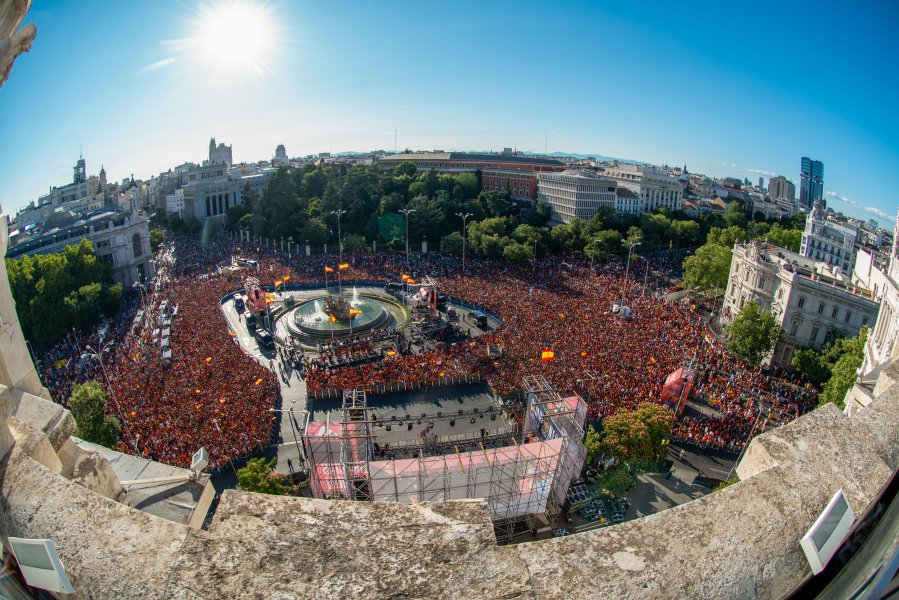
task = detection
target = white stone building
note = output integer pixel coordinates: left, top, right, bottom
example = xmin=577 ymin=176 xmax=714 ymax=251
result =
xmin=536 ymin=170 xmax=617 ymax=225
xmin=14 ymin=157 xmax=104 ymax=226
xmin=208 ymin=137 xmax=232 ymax=167
xmin=600 ymin=163 xmax=683 ymax=212
xmin=844 ymin=216 xmax=899 ymax=414
xmin=799 ymin=201 xmax=859 ymax=275
xmin=5 ymin=208 xmax=155 ymax=286
xmin=722 ymin=241 xmax=879 ymax=366
xmin=615 ymin=187 xmax=641 ymax=215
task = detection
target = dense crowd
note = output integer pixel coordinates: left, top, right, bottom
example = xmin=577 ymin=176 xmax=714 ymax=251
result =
xmin=37 ymin=232 xmax=818 ymax=469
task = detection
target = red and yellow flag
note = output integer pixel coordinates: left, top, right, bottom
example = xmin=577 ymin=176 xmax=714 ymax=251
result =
xmin=406 ymin=278 xmax=416 ymax=285
xmin=386 ymin=350 xmax=397 ymax=356
xmin=329 ymin=313 xmax=337 ymax=324
xmin=254 ymin=378 xmax=263 ymax=385
xmin=580 ymin=351 xmax=589 ymax=358
xmin=325 ymin=266 xmax=335 ymax=273
xmin=283 ymin=275 xmax=290 ymax=282
xmin=349 ymin=308 xmax=362 ymax=317
xmin=339 ymin=263 xmax=349 ymax=270
xmin=205 ymin=357 xmax=212 ymax=365
xmin=541 ymin=349 xmax=555 ymax=362
xmin=401 ymin=274 xmax=410 ymax=281
xmin=274 ymin=279 xmax=283 ymax=287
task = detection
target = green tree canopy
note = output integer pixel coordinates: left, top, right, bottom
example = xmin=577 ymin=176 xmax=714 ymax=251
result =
xmin=69 ymin=381 xmax=120 ymax=448
xmin=601 ymin=402 xmax=673 ymax=465
xmin=683 ymin=243 xmax=733 ymax=291
xmin=819 ymin=326 xmax=868 ymax=408
xmin=726 ymin=302 xmax=781 ymax=365
xmin=237 ymin=457 xmax=291 ymax=495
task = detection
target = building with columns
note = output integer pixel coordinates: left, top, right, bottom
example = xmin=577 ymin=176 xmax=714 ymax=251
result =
xmin=599 ymin=163 xmax=684 ymax=212
xmin=722 ymin=241 xmax=878 ymax=366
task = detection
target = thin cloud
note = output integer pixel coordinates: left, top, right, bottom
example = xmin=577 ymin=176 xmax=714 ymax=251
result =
xmin=136 ymin=57 xmax=176 ymax=76
xmin=826 ymin=190 xmax=895 ymax=223
xmin=745 ymin=167 xmax=777 ymax=177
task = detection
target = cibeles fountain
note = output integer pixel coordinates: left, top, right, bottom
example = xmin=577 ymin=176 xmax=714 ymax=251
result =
xmin=282 ymin=286 xmax=403 ymax=341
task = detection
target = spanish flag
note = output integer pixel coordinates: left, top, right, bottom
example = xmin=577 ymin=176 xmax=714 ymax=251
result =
xmin=541 ymin=350 xmax=555 ymax=362
xmin=339 ymin=263 xmax=349 ymax=270
xmin=387 ymin=350 xmax=397 ymax=356
xmin=325 ymin=266 xmax=335 ymax=273
xmin=283 ymin=275 xmax=290 ymax=282
xmin=349 ymin=308 xmax=362 ymax=317
xmin=329 ymin=313 xmax=337 ymax=323
xmin=255 ymin=378 xmax=263 ymax=385
xmin=275 ymin=279 xmax=282 ymax=287
xmin=580 ymin=351 xmax=589 ymax=357
xmin=406 ymin=278 xmax=416 ymax=285
xmin=401 ymin=274 xmax=410 ymax=281
xmin=205 ymin=357 xmax=212 ymax=365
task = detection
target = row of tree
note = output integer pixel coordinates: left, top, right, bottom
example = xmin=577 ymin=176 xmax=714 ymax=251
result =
xmin=6 ymin=238 xmax=122 ymax=349
xmin=792 ymin=326 xmax=869 ymax=408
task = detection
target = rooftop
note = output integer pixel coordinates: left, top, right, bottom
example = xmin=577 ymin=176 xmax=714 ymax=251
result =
xmin=382 ymin=152 xmax=564 ymax=166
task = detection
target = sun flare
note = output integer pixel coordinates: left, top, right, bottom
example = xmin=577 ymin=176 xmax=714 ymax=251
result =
xmin=197 ymin=1 xmax=275 ymax=75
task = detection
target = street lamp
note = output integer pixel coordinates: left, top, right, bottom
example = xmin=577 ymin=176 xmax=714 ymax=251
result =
xmin=399 ymin=208 xmax=416 ymax=267
xmin=85 ymin=341 xmax=140 ymax=456
xmin=620 ymin=238 xmax=641 ymax=310
xmin=455 ymin=212 xmax=473 ymax=273
xmin=133 ymin=281 xmax=147 ymax=307
xmin=330 ymin=209 xmax=346 ymax=266
xmin=269 ymin=407 xmax=305 ymax=468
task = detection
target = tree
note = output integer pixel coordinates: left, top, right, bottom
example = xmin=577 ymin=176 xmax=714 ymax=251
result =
xmin=237 ymin=457 xmax=291 ymax=495
xmin=441 ymin=231 xmax=464 ymax=254
xmin=528 ymin=200 xmax=552 ymax=227
xmin=726 ymin=302 xmax=781 ymax=365
xmin=791 ymin=347 xmax=832 ymax=385
xmin=342 ymin=234 xmax=368 ymax=252
xmin=503 ymin=241 xmax=533 ymax=263
xmin=763 ymin=223 xmax=802 ymax=253
xmin=601 ymin=402 xmax=673 ymax=465
xmin=724 ymin=199 xmax=748 ymax=228
xmin=584 ymin=229 xmax=621 ymax=264
xmin=393 ymin=161 xmax=417 ymax=178
xmin=149 ymin=228 xmax=165 ymax=254
xmin=683 ymin=243 xmax=733 ymax=290
xmin=68 ymin=381 xmax=120 ymax=448
xmin=584 ymin=425 xmax=603 ymax=466
xmin=819 ymin=327 xmax=868 ymax=408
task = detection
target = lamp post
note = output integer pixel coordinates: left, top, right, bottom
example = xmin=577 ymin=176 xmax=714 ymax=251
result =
xmin=399 ymin=208 xmax=415 ymax=267
xmin=85 ymin=341 xmax=140 ymax=456
xmin=620 ymin=239 xmax=641 ymax=310
xmin=211 ymin=418 xmax=241 ymax=482
xmin=455 ymin=212 xmax=473 ymax=273
xmin=269 ymin=407 xmax=305 ymax=467
xmin=330 ymin=209 xmax=346 ymax=266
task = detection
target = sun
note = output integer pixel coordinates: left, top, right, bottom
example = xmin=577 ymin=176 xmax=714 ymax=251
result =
xmin=196 ymin=1 xmax=276 ymax=75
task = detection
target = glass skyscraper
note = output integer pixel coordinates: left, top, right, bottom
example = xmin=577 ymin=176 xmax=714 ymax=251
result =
xmin=800 ymin=157 xmax=824 ymax=209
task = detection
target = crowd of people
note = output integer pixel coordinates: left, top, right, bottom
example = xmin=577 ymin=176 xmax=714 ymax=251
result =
xmin=36 ymin=231 xmax=819 ymax=470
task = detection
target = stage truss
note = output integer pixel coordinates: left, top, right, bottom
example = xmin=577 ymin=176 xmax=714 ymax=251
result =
xmin=301 ymin=377 xmax=586 ymax=542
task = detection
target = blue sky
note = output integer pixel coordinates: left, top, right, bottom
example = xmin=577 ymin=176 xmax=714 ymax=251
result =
xmin=1 ymin=0 xmax=897 ymax=225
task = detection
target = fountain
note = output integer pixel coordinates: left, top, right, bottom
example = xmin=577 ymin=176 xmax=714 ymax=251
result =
xmin=285 ymin=289 xmax=397 ymax=340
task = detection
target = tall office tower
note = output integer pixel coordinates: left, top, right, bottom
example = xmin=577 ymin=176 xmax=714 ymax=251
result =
xmin=768 ymin=175 xmax=796 ymax=201
xmin=800 ymin=157 xmax=823 ymax=209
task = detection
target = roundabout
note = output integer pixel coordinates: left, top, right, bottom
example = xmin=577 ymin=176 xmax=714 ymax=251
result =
xmin=278 ymin=286 xmax=407 ymax=343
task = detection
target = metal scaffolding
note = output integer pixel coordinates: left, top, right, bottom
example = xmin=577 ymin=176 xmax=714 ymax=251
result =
xmin=302 ymin=378 xmax=586 ymax=543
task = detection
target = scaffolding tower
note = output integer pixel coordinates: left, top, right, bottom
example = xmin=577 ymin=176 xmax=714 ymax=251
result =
xmin=408 ymin=275 xmax=446 ymax=338
xmin=302 ymin=379 xmax=586 ymax=543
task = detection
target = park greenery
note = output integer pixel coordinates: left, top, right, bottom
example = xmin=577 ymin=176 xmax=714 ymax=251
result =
xmin=69 ymin=381 xmax=120 ymax=448
xmin=236 ymin=457 xmax=292 ymax=495
xmin=725 ymin=302 xmax=781 ymax=366
xmin=6 ymin=238 xmax=122 ymax=349
xmin=600 ymin=402 xmax=674 ymax=465
xmin=149 ymin=227 xmax=166 ymax=253
xmin=791 ymin=326 xmax=868 ymax=408
xmin=683 ymin=208 xmax=804 ymax=291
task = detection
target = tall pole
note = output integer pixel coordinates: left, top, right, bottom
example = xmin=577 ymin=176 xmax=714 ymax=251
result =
xmin=456 ymin=212 xmax=472 ymax=274
xmin=86 ymin=342 xmax=140 ymax=456
xmin=330 ymin=209 xmax=346 ymax=267
xmin=212 ymin=418 xmax=241 ymax=482
xmin=620 ymin=239 xmax=641 ymax=310
xmin=399 ymin=208 xmax=415 ymax=268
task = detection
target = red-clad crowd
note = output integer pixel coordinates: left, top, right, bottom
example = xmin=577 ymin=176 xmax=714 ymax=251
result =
xmin=38 ymin=234 xmax=817 ymax=469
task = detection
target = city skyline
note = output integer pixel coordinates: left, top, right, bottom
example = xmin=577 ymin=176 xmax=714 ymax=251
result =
xmin=1 ymin=0 xmax=897 ymax=224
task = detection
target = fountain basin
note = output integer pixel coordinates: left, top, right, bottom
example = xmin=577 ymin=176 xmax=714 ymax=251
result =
xmin=285 ymin=293 xmax=391 ymax=339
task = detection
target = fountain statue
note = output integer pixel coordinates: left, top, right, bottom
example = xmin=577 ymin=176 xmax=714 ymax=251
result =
xmin=0 ymin=0 xmax=37 ymax=88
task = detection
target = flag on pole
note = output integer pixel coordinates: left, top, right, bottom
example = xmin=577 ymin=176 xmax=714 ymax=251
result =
xmin=274 ymin=279 xmax=282 ymax=287
xmin=401 ymin=274 xmax=410 ymax=281
xmin=349 ymin=308 xmax=362 ymax=317
xmin=339 ymin=263 xmax=349 ymax=270
xmin=329 ymin=313 xmax=337 ymax=323
xmin=541 ymin=350 xmax=555 ymax=362
xmin=406 ymin=278 xmax=416 ymax=285
xmin=283 ymin=275 xmax=290 ymax=282
xmin=325 ymin=266 xmax=335 ymax=273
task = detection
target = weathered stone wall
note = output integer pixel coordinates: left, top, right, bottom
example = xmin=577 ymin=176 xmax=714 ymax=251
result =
xmin=0 ymin=371 xmax=896 ymax=599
